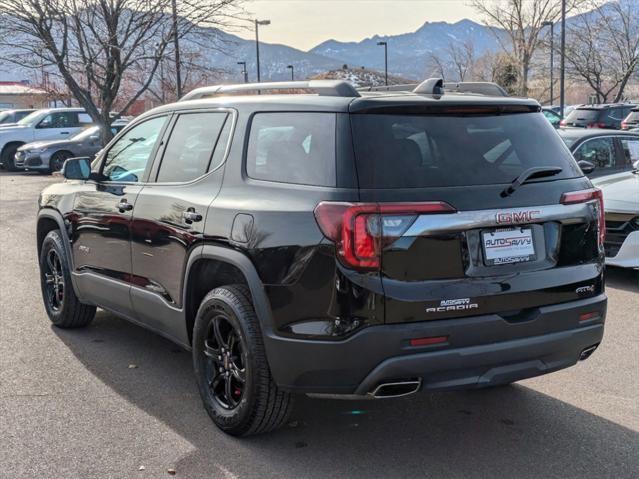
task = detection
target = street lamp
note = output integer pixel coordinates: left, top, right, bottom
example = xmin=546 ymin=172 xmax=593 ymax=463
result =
xmin=377 ymin=41 xmax=388 ymax=86
xmin=542 ymin=21 xmax=554 ymax=106
xmin=237 ymin=61 xmax=248 ymax=83
xmin=287 ymin=65 xmax=294 ymax=81
xmin=559 ymin=0 xmax=566 ymax=118
xmin=255 ymin=19 xmax=271 ymax=83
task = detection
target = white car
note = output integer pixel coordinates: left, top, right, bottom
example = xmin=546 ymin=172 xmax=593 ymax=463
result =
xmin=0 ymin=108 xmax=92 ymax=171
xmin=592 ymin=163 xmax=639 ymax=269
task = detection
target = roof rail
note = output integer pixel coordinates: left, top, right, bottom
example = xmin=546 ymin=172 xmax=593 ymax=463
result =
xmin=357 ymin=83 xmax=419 ymax=92
xmin=180 ymin=80 xmax=360 ymax=101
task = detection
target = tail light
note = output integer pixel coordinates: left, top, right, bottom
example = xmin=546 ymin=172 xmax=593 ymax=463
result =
xmin=587 ymin=122 xmax=606 ymax=129
xmin=559 ymin=119 xmax=566 ymax=126
xmin=561 ymin=188 xmax=605 ymax=247
xmin=314 ymin=201 xmax=456 ymax=270
xmin=621 ymin=121 xmax=627 ymax=129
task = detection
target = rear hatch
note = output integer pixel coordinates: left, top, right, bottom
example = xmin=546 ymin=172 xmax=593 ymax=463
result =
xmin=621 ymin=110 xmax=639 ymax=130
xmin=347 ymin=100 xmax=604 ymax=323
xmin=562 ymin=108 xmax=604 ymax=128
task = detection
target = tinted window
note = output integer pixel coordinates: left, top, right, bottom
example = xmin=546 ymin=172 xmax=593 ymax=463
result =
xmin=15 ymin=111 xmax=32 ymax=121
xmin=78 ymin=113 xmax=93 ymax=125
xmin=619 ymin=137 xmax=639 ymax=166
xmin=102 ymin=116 xmax=167 ymax=182
xmin=246 ymin=113 xmax=336 ymax=186
xmin=38 ymin=112 xmax=79 ymax=129
xmin=156 ymin=112 xmax=228 ymax=183
xmin=350 ymin=111 xmax=580 ymax=188
xmin=573 ymin=137 xmax=615 ymax=168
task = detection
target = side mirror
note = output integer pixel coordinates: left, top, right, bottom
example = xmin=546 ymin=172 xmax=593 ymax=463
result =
xmin=62 ymin=157 xmax=92 ymax=180
xmin=577 ymin=160 xmax=596 ymax=175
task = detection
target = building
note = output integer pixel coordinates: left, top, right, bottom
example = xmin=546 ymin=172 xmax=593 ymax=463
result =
xmin=0 ymin=82 xmax=49 ymax=109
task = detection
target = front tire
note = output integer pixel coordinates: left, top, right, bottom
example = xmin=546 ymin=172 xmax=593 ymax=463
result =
xmin=39 ymin=230 xmax=96 ymax=328
xmin=193 ymin=285 xmax=292 ymax=436
xmin=1 ymin=144 xmax=21 ymax=171
xmin=49 ymin=151 xmax=72 ymax=173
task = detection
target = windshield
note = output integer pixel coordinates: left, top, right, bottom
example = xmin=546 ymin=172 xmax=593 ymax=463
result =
xmin=17 ymin=110 xmax=46 ymax=126
xmin=350 ymin=111 xmax=582 ymax=188
xmin=0 ymin=111 xmax=12 ymax=123
xmin=71 ymin=126 xmax=100 ymax=140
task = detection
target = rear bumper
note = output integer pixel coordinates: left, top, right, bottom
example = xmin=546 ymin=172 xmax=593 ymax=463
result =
xmin=606 ymin=231 xmax=639 ymax=269
xmin=264 ymin=294 xmax=607 ymax=395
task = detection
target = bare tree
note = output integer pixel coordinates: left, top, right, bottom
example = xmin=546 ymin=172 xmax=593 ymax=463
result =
xmin=471 ymin=0 xmax=584 ymax=96
xmin=564 ymin=0 xmax=639 ymax=103
xmin=0 ymin=0 xmax=177 ymax=143
xmin=425 ymin=40 xmax=476 ymax=81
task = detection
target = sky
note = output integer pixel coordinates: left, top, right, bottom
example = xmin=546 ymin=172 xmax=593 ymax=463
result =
xmin=236 ymin=0 xmax=482 ymax=51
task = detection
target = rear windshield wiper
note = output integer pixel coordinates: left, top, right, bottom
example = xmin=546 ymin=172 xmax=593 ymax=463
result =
xmin=501 ymin=167 xmax=563 ymax=197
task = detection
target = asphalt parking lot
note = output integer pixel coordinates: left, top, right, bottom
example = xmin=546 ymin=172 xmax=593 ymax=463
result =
xmin=1 ymin=171 xmax=637 ymax=479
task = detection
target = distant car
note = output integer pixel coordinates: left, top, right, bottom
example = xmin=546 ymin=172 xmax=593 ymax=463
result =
xmin=591 ymin=166 xmax=639 ymax=269
xmin=15 ymin=122 xmax=128 ymax=173
xmin=621 ymin=107 xmax=639 ymax=130
xmin=558 ymin=129 xmax=639 ymax=178
xmin=560 ymin=103 xmax=637 ymax=129
xmin=0 ymin=108 xmax=93 ymax=171
xmin=0 ymin=109 xmax=37 ymax=125
xmin=542 ymin=107 xmax=561 ymax=128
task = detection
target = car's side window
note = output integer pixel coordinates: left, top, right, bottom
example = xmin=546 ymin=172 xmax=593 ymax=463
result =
xmin=78 ymin=113 xmax=93 ymax=125
xmin=619 ymin=137 xmax=639 ymax=166
xmin=574 ymin=137 xmax=615 ymax=169
xmin=246 ymin=112 xmax=336 ymax=187
xmin=102 ymin=116 xmax=167 ymax=183
xmin=155 ymin=112 xmax=229 ymax=183
xmin=38 ymin=112 xmax=79 ymax=129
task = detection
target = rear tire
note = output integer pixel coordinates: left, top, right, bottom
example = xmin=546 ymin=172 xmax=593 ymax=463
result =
xmin=39 ymin=230 xmax=96 ymax=328
xmin=193 ymin=285 xmax=292 ymax=436
xmin=1 ymin=144 xmax=20 ymax=171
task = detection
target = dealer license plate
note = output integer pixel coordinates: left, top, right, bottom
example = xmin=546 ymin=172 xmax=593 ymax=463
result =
xmin=482 ymin=227 xmax=536 ymax=265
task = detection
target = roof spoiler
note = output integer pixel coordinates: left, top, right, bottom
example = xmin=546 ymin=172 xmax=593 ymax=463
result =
xmin=180 ymin=80 xmax=360 ymax=101
xmin=362 ymin=78 xmax=508 ymax=97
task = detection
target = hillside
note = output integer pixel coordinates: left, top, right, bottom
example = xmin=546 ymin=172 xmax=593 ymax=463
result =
xmin=312 ymin=67 xmax=413 ymax=87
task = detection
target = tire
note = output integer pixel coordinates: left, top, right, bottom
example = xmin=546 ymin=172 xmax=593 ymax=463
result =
xmin=1 ymin=144 xmax=21 ymax=171
xmin=193 ymin=285 xmax=293 ymax=436
xmin=49 ymin=151 xmax=72 ymax=173
xmin=39 ymin=230 xmax=96 ymax=328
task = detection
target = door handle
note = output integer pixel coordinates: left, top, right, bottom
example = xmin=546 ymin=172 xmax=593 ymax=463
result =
xmin=182 ymin=208 xmax=202 ymax=224
xmin=60 ymin=131 xmax=69 ymax=135
xmin=116 ymin=199 xmax=133 ymax=212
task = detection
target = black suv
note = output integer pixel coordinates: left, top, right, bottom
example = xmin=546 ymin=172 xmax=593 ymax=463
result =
xmin=37 ymin=79 xmax=607 ymax=436
xmin=561 ymin=103 xmax=637 ymax=129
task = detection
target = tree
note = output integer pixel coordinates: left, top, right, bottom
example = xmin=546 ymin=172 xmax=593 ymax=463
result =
xmin=0 ymin=0 xmax=176 ymax=143
xmin=564 ymin=0 xmax=639 ymax=103
xmin=471 ymin=0 xmax=583 ymax=96
xmin=425 ymin=40 xmax=476 ymax=81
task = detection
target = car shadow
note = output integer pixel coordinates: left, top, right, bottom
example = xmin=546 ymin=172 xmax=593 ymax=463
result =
xmin=54 ymin=312 xmax=637 ymax=479
xmin=605 ymin=266 xmax=639 ymax=293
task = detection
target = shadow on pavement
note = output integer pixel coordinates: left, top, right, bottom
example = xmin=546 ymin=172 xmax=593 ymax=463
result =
xmin=54 ymin=312 xmax=637 ymax=478
xmin=605 ymin=266 xmax=639 ymax=293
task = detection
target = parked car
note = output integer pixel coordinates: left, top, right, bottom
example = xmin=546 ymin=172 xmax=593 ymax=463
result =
xmin=15 ymin=122 xmax=129 ymax=173
xmin=0 ymin=108 xmax=93 ymax=171
xmin=0 ymin=108 xmax=36 ymax=126
xmin=591 ymin=166 xmax=639 ymax=269
xmin=621 ymin=107 xmax=639 ymax=130
xmin=558 ymin=129 xmax=639 ymax=178
xmin=37 ymin=79 xmax=606 ymax=436
xmin=542 ymin=107 xmax=561 ymax=128
xmin=560 ymin=103 xmax=637 ymax=129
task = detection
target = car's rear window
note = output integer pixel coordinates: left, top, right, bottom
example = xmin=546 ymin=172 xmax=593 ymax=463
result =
xmin=564 ymin=108 xmax=600 ymax=122
xmin=350 ymin=111 xmax=581 ymax=188
xmin=627 ymin=111 xmax=639 ymax=121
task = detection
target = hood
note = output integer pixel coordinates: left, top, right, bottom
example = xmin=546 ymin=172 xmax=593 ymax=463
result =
xmin=592 ymin=171 xmax=639 ymax=214
xmin=18 ymin=139 xmax=75 ymax=151
xmin=0 ymin=124 xmax=29 ymax=133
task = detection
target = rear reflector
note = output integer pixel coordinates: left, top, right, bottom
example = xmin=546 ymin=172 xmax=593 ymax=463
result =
xmin=561 ymin=188 xmax=605 ymax=247
xmin=409 ymin=336 xmax=449 ymax=347
xmin=579 ymin=311 xmax=600 ymax=322
xmin=314 ymin=201 xmax=456 ymax=270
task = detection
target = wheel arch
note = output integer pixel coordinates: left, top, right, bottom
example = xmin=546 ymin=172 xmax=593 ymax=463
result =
xmin=183 ymin=245 xmax=274 ymax=345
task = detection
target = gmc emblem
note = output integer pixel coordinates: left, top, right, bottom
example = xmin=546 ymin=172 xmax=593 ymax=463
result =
xmin=495 ymin=210 xmax=541 ymax=224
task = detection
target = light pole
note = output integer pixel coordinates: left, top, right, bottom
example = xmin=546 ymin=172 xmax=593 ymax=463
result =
xmin=377 ymin=41 xmax=388 ymax=86
xmin=560 ymin=0 xmax=566 ymax=118
xmin=255 ymin=19 xmax=271 ymax=83
xmin=543 ymin=21 xmax=554 ymax=106
xmin=287 ymin=65 xmax=294 ymax=81
xmin=237 ymin=61 xmax=248 ymax=83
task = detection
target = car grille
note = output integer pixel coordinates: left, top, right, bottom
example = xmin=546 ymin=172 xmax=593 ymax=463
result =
xmin=604 ymin=214 xmax=639 ymax=258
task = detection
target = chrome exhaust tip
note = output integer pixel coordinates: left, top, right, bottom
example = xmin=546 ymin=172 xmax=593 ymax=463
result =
xmin=579 ymin=344 xmax=599 ymax=361
xmin=368 ymin=379 xmax=422 ymax=399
